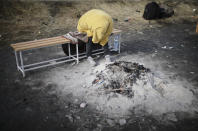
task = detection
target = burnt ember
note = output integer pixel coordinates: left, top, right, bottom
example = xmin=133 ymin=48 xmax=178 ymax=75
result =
xmin=92 ymin=61 xmax=150 ymax=97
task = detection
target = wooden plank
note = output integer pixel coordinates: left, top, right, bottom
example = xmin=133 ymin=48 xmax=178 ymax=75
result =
xmin=11 ymin=37 xmax=68 ymax=49
xmin=14 ymin=42 xmax=69 ymax=51
xmin=12 ymin=39 xmax=70 ymax=50
xmin=14 ymin=38 xmax=70 ymax=49
xmin=11 ymin=36 xmax=65 ymax=47
xmin=14 ymin=40 xmax=70 ymax=51
xmin=14 ymin=39 xmax=71 ymax=51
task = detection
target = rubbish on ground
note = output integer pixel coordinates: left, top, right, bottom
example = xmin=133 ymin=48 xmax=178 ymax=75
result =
xmin=113 ymin=18 xmax=118 ymax=22
xmin=119 ymin=119 xmax=127 ymax=126
xmin=137 ymin=31 xmax=144 ymax=34
xmin=76 ymin=116 xmax=81 ymax=120
xmin=74 ymin=99 xmax=79 ymax=103
xmin=136 ymin=10 xmax=141 ymax=13
xmin=65 ymin=115 xmax=73 ymax=123
xmin=124 ymin=17 xmax=131 ymax=22
xmin=166 ymin=113 xmax=178 ymax=122
xmin=190 ymin=72 xmax=195 ymax=74
xmin=92 ymin=61 xmax=150 ymax=97
xmin=106 ymin=119 xmax=115 ymax=126
xmin=80 ymin=102 xmax=87 ymax=108
xmin=71 ymin=62 xmax=76 ymax=66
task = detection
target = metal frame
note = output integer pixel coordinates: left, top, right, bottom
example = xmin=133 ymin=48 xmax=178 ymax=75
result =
xmin=14 ymin=43 xmax=79 ymax=77
xmin=14 ymin=33 xmax=121 ymax=77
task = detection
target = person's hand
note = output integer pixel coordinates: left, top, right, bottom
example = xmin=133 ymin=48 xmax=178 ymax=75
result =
xmin=77 ymin=35 xmax=88 ymax=43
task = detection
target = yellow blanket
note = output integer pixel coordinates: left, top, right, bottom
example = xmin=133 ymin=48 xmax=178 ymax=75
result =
xmin=77 ymin=9 xmax=113 ymax=46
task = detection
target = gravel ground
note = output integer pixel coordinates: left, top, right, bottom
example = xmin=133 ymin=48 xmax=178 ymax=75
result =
xmin=0 ymin=22 xmax=198 ymax=131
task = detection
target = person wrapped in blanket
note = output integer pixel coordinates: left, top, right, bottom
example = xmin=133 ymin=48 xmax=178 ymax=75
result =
xmin=77 ymin=9 xmax=113 ymax=66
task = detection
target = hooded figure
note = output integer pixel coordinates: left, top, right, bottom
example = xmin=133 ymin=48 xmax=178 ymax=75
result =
xmin=77 ymin=9 xmax=113 ymax=66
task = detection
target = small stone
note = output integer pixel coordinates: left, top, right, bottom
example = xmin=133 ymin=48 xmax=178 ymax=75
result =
xmin=80 ymin=102 xmax=87 ymax=108
xmin=162 ymin=46 xmax=167 ymax=49
xmin=71 ymin=62 xmax=76 ymax=66
xmin=109 ymin=92 xmax=114 ymax=97
xmin=14 ymin=79 xmax=20 ymax=83
xmin=167 ymin=65 xmax=173 ymax=68
xmin=25 ymin=107 xmax=33 ymax=112
xmin=76 ymin=116 xmax=81 ymax=120
xmin=97 ymin=124 xmax=102 ymax=128
xmin=113 ymin=18 xmax=118 ymax=22
xmin=65 ymin=115 xmax=73 ymax=123
xmin=106 ymin=119 xmax=115 ymax=126
xmin=124 ymin=17 xmax=131 ymax=22
xmin=74 ymin=99 xmax=79 ymax=103
xmin=136 ymin=10 xmax=140 ymax=13
xmin=166 ymin=113 xmax=177 ymax=122
xmin=190 ymin=72 xmax=195 ymax=74
xmin=119 ymin=119 xmax=126 ymax=126
xmin=184 ymin=29 xmax=190 ymax=32
xmin=183 ymin=60 xmax=188 ymax=64
xmin=137 ymin=31 xmax=143 ymax=34
xmin=152 ymin=53 xmax=156 ymax=57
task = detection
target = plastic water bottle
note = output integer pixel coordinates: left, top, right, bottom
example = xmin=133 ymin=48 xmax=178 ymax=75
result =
xmin=113 ymin=35 xmax=119 ymax=51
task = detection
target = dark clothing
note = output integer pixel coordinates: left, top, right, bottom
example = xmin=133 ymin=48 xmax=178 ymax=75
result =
xmin=86 ymin=37 xmax=109 ymax=57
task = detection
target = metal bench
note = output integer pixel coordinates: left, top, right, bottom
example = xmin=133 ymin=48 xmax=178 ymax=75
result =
xmin=11 ymin=29 xmax=122 ymax=77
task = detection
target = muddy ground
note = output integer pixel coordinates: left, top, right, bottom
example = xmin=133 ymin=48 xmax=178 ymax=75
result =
xmin=1 ymin=0 xmax=198 ymax=131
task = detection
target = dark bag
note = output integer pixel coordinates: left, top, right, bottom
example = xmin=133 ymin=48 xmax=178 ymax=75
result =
xmin=143 ymin=2 xmax=161 ymax=20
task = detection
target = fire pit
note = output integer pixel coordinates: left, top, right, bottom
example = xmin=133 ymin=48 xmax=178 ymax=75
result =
xmin=92 ymin=61 xmax=150 ymax=97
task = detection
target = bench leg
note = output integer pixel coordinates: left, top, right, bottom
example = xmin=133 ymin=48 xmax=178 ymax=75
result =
xmin=118 ymin=33 xmax=121 ymax=54
xmin=76 ymin=44 xmax=79 ymax=64
xmin=68 ymin=43 xmax=71 ymax=58
xmin=19 ymin=51 xmax=25 ymax=77
xmin=14 ymin=51 xmax=19 ymax=71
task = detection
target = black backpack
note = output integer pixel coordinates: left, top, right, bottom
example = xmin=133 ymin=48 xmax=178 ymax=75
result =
xmin=143 ymin=2 xmax=161 ymax=20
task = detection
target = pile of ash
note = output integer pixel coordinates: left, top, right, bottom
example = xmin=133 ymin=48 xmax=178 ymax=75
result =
xmin=92 ymin=61 xmax=150 ymax=97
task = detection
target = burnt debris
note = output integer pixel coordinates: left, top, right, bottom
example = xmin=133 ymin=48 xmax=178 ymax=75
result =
xmin=92 ymin=61 xmax=150 ymax=97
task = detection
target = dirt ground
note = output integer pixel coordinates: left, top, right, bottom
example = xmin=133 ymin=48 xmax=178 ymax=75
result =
xmin=0 ymin=0 xmax=198 ymax=131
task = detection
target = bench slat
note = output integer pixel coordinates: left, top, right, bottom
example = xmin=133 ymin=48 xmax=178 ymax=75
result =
xmin=11 ymin=37 xmax=68 ymax=49
xmin=11 ymin=36 xmax=65 ymax=48
xmin=13 ymin=39 xmax=70 ymax=51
